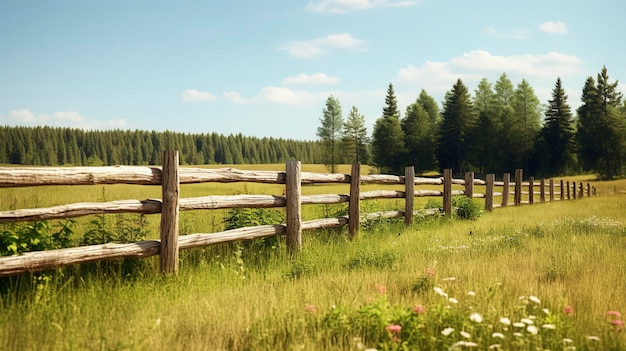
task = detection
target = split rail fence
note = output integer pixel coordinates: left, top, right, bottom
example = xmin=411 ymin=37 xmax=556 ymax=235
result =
xmin=0 ymin=151 xmax=596 ymax=277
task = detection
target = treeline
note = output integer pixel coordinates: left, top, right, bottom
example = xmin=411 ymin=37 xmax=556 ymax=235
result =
xmin=0 ymin=127 xmax=323 ymax=166
xmin=319 ymin=66 xmax=625 ymax=179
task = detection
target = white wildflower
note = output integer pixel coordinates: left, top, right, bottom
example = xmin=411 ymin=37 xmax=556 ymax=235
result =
xmin=542 ymin=308 xmax=550 ymax=315
xmin=529 ymin=295 xmax=541 ymax=304
xmin=449 ymin=297 xmax=459 ymax=304
xmin=467 ymin=291 xmax=476 ymax=296
xmin=489 ymin=344 xmax=502 ymax=350
xmin=500 ymin=317 xmax=511 ymax=325
xmin=460 ymin=331 xmax=471 ymax=339
xmin=513 ymin=322 xmax=525 ymax=328
xmin=492 ymin=332 xmax=505 ymax=339
xmin=587 ymin=336 xmax=600 ymax=342
xmin=469 ymin=313 xmax=483 ymax=323
xmin=527 ymin=325 xmax=539 ymax=335
xmin=542 ymin=324 xmax=556 ymax=330
xmin=434 ymin=286 xmax=448 ymax=298
xmin=513 ymin=332 xmax=523 ymax=337
xmin=521 ymin=318 xmax=534 ymax=325
xmin=563 ymin=338 xmax=574 ymax=343
xmin=443 ymin=277 xmax=456 ymax=281
xmin=441 ymin=327 xmax=455 ymax=336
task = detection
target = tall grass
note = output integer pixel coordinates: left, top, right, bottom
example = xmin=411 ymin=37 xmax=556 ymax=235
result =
xmin=0 ymin=171 xmax=625 ymax=350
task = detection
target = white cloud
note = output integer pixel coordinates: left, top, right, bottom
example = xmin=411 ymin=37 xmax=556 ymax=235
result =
xmin=281 ymin=73 xmax=339 ymax=85
xmin=397 ymin=50 xmax=584 ymax=108
xmin=306 ymin=0 xmax=417 ymax=14
xmin=224 ymin=87 xmax=323 ymax=105
xmin=0 ymin=109 xmax=127 ymax=130
xmin=279 ymin=33 xmax=366 ymax=58
xmin=482 ymin=26 xmax=530 ymax=39
xmin=539 ymin=21 xmax=567 ymax=34
xmin=181 ymin=89 xmax=216 ymax=103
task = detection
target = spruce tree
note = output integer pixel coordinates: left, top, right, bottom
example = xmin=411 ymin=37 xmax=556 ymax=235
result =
xmin=342 ymin=106 xmax=370 ymax=164
xmin=402 ymin=100 xmax=435 ymax=173
xmin=539 ymin=77 xmax=575 ymax=176
xmin=372 ymin=83 xmax=405 ymax=174
xmin=437 ymin=79 xmax=475 ymax=174
xmin=317 ymin=95 xmax=343 ymax=173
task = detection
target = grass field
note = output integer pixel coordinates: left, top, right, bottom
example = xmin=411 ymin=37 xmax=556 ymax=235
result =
xmin=0 ymin=166 xmax=625 ymax=350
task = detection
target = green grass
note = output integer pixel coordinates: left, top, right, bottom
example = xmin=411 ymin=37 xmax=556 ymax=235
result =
xmin=0 ymin=169 xmax=625 ymax=350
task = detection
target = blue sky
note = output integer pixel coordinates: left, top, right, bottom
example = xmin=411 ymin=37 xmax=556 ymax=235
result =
xmin=1 ymin=0 xmax=625 ymax=140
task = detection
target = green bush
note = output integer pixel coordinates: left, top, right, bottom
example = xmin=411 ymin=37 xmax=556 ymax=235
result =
xmin=0 ymin=220 xmax=74 ymax=256
xmin=453 ymin=196 xmax=483 ymax=220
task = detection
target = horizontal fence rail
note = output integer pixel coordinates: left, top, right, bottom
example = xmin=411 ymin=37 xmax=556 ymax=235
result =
xmin=0 ymin=151 xmax=596 ymax=277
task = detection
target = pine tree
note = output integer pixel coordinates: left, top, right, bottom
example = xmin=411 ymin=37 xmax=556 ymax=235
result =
xmin=538 ymin=77 xmax=575 ymax=176
xmin=342 ymin=106 xmax=370 ymax=164
xmin=402 ymin=100 xmax=435 ymax=173
xmin=437 ymin=79 xmax=476 ymax=174
xmin=372 ymin=83 xmax=405 ymax=174
xmin=511 ymin=79 xmax=542 ymax=170
xmin=317 ymin=95 xmax=344 ymax=173
xmin=469 ymin=78 xmax=498 ymax=173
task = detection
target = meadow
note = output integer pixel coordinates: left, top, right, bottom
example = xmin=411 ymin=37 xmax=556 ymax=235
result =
xmin=0 ymin=165 xmax=625 ymax=350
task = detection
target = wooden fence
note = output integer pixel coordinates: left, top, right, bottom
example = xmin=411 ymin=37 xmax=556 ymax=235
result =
xmin=0 ymin=151 xmax=596 ymax=277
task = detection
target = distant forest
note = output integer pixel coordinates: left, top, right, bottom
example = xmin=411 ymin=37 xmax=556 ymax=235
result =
xmin=0 ymin=126 xmax=324 ymax=166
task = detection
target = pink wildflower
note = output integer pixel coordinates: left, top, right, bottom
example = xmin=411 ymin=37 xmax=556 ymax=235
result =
xmin=304 ymin=305 xmax=317 ymax=314
xmin=386 ymin=324 xmax=402 ymax=334
xmin=425 ymin=268 xmax=435 ymax=277
xmin=563 ymin=305 xmax=574 ymax=315
xmin=607 ymin=311 xmax=622 ymax=319
xmin=375 ymin=284 xmax=387 ymax=295
xmin=413 ymin=305 xmax=426 ymax=314
xmin=610 ymin=319 xmax=624 ymax=327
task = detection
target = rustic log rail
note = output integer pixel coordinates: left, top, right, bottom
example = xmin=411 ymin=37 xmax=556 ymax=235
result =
xmin=0 ymin=152 xmax=596 ymax=277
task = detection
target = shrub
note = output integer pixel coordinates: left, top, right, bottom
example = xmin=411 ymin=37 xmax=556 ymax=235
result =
xmin=453 ymin=196 xmax=482 ymax=220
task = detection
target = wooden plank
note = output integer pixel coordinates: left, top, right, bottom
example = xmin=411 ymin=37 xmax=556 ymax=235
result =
xmin=0 ymin=166 xmax=162 ymax=187
xmin=0 ymin=241 xmax=160 ymax=277
xmin=160 ymin=151 xmax=179 ymax=275
xmin=349 ymin=162 xmax=360 ymax=239
xmin=405 ymin=167 xmax=415 ymax=226
xmin=502 ymin=173 xmax=510 ymax=207
xmin=549 ymin=179 xmax=554 ymax=202
xmin=514 ymin=169 xmax=522 ymax=206
xmin=540 ymin=178 xmax=545 ymax=203
xmin=0 ymin=199 xmax=161 ymax=223
xmin=443 ymin=169 xmax=452 ymax=216
xmin=485 ymin=174 xmax=494 ymax=212
xmin=560 ymin=179 xmax=565 ymax=200
xmin=465 ymin=172 xmax=474 ymax=198
xmin=528 ymin=176 xmax=534 ymax=205
xmin=285 ymin=161 xmax=302 ymax=254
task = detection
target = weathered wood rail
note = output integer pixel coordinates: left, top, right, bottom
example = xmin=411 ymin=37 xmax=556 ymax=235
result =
xmin=0 ymin=151 xmax=595 ymax=277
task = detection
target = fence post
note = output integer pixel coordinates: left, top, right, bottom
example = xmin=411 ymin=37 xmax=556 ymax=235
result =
xmin=514 ymin=169 xmax=523 ymax=206
xmin=465 ymin=172 xmax=474 ymax=198
xmin=443 ymin=169 xmax=452 ymax=217
xmin=560 ymin=180 xmax=565 ymax=200
xmin=528 ymin=176 xmax=534 ymax=205
xmin=485 ymin=174 xmax=494 ymax=212
xmin=160 ymin=150 xmax=179 ymax=275
xmin=549 ymin=179 xmax=554 ymax=202
xmin=579 ymin=183 xmax=584 ymax=198
xmin=405 ymin=166 xmax=415 ymax=226
xmin=286 ymin=161 xmax=302 ymax=254
xmin=572 ymin=181 xmax=577 ymax=199
xmin=586 ymin=183 xmax=591 ymax=197
xmin=502 ymin=173 xmax=510 ymax=207
xmin=566 ymin=181 xmax=570 ymax=199
xmin=349 ymin=162 xmax=360 ymax=239
xmin=540 ymin=178 xmax=545 ymax=203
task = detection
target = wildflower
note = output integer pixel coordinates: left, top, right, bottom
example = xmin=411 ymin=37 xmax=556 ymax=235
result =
xmin=527 ymin=325 xmax=539 ymax=335
xmin=492 ymin=332 xmax=505 ymax=339
xmin=607 ymin=311 xmax=622 ymax=319
xmin=304 ymin=305 xmax=317 ymax=314
xmin=434 ymin=287 xmax=448 ymax=298
xmin=412 ymin=305 xmax=425 ymax=314
xmin=586 ymin=336 xmax=600 ymax=342
xmin=610 ymin=319 xmax=624 ymax=327
xmin=513 ymin=322 xmax=525 ymax=328
xmin=467 ymin=291 xmax=476 ymax=297
xmin=452 ymin=341 xmax=477 ymax=348
xmin=375 ymin=284 xmax=387 ymax=295
xmin=155 ymin=318 xmax=161 ymax=327
xmin=443 ymin=277 xmax=456 ymax=281
xmin=500 ymin=317 xmax=511 ymax=326
xmin=513 ymin=332 xmax=523 ymax=337
xmin=563 ymin=305 xmax=574 ymax=315
xmin=469 ymin=313 xmax=483 ymax=323
xmin=563 ymin=338 xmax=574 ymax=343
xmin=425 ymin=268 xmax=435 ymax=277
xmin=386 ymin=324 xmax=402 ymax=334
xmin=460 ymin=331 xmax=471 ymax=339
xmin=449 ymin=297 xmax=459 ymax=304
xmin=441 ymin=327 xmax=455 ymax=336
xmin=520 ymin=318 xmax=534 ymax=325
xmin=489 ymin=344 xmax=502 ymax=350
xmin=542 ymin=324 xmax=556 ymax=330
xmin=542 ymin=308 xmax=550 ymax=315
xmin=529 ymin=295 xmax=541 ymax=304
